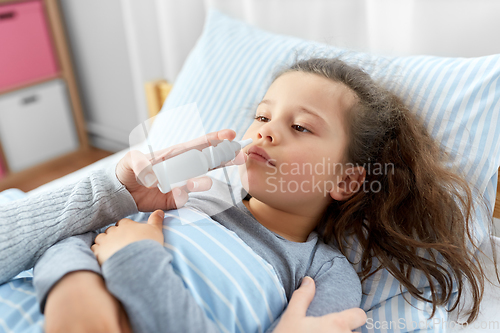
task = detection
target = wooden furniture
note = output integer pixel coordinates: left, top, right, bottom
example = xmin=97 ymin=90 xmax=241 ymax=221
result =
xmin=144 ymin=79 xmax=173 ymax=118
xmin=0 ymin=0 xmax=109 ymax=190
xmin=495 ymin=180 xmax=500 ymax=219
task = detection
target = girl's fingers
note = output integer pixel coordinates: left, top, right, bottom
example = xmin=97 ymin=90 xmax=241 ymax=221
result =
xmin=93 ymin=233 xmax=104 ymax=245
xmin=115 ymin=218 xmax=134 ymax=227
xmin=91 ymin=244 xmax=99 ymax=260
xmin=104 ymin=225 xmax=116 ymax=234
xmin=147 ymin=210 xmax=165 ymax=229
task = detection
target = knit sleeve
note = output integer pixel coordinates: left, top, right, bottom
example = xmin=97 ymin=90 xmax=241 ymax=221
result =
xmin=0 ymin=165 xmax=138 ymax=284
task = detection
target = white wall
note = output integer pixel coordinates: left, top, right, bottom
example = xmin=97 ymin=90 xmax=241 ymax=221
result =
xmin=59 ymin=0 xmax=164 ymax=151
xmin=494 ymin=218 xmax=500 ymax=237
xmin=156 ymin=0 xmax=500 ymax=82
xmin=59 ymin=0 xmax=500 ymax=151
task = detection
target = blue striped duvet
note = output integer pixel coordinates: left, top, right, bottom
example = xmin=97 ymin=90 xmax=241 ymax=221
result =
xmin=0 ymin=191 xmax=44 ymax=333
xmin=0 ymin=193 xmax=287 ymax=333
xmin=131 ymin=208 xmax=287 ymax=333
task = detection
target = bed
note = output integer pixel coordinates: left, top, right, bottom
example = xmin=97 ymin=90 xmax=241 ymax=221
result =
xmin=1 ymin=1 xmax=500 ymax=332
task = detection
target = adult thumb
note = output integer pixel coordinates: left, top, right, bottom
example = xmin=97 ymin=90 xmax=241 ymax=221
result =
xmin=284 ymin=276 xmax=316 ymax=317
xmin=148 ymin=210 xmax=165 ymax=229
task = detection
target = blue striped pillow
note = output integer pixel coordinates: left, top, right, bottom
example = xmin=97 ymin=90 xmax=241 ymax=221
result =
xmin=147 ymin=9 xmax=500 ymax=333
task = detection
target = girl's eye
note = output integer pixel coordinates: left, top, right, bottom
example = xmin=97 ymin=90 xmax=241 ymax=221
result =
xmin=292 ymin=124 xmax=312 ymax=133
xmin=255 ymin=116 xmax=312 ymax=133
xmin=254 ymin=116 xmax=270 ymax=122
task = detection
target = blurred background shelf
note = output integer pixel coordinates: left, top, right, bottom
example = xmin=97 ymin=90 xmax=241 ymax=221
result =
xmin=0 ymin=0 xmax=110 ymax=190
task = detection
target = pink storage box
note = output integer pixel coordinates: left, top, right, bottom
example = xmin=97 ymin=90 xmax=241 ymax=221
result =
xmin=0 ymin=0 xmax=59 ymax=92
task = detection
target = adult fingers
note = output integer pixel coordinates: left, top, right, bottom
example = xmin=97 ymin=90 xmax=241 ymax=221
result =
xmin=330 ymin=308 xmax=367 ymax=331
xmin=216 ymin=150 xmax=248 ymax=168
xmin=233 ymin=150 xmax=248 ymax=165
xmin=171 ymin=175 xmax=213 ymax=207
xmin=185 ymin=176 xmax=213 ymax=192
xmin=283 ymin=277 xmax=316 ymax=318
xmin=127 ymin=150 xmax=158 ymax=188
xmin=165 ymin=187 xmax=189 ymax=209
xmin=151 ymin=129 xmax=237 ymax=162
xmin=163 ymin=180 xmax=205 ymax=210
xmin=130 ymin=130 xmax=237 ymax=187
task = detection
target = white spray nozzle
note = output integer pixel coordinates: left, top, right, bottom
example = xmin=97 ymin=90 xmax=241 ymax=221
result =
xmin=201 ymin=138 xmax=253 ymax=170
xmin=236 ymin=138 xmax=253 ymax=149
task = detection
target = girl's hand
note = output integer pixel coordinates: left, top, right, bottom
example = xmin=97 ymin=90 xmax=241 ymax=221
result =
xmin=116 ymin=129 xmax=247 ymax=212
xmin=44 ymin=271 xmax=131 ymax=333
xmin=91 ymin=210 xmax=165 ymax=266
xmin=274 ymin=277 xmax=367 ymax=333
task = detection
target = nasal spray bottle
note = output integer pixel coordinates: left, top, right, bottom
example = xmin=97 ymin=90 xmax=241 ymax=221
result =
xmin=152 ymin=138 xmax=253 ymax=193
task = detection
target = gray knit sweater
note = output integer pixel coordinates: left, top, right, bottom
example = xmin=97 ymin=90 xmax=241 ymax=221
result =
xmin=0 ymin=166 xmax=138 ymax=284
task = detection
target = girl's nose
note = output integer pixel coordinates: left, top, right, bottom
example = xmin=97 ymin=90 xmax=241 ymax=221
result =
xmin=257 ymin=123 xmax=279 ymax=143
xmin=257 ymin=132 xmax=273 ymax=142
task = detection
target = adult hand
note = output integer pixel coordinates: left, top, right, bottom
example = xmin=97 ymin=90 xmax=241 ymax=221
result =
xmin=116 ymin=129 xmax=247 ymax=211
xmin=44 ymin=271 xmax=131 ymax=333
xmin=274 ymin=277 xmax=367 ymax=333
xmin=91 ymin=210 xmax=165 ymax=265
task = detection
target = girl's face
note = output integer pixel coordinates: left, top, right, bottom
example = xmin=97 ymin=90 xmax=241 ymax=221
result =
xmin=239 ymin=71 xmax=358 ymax=215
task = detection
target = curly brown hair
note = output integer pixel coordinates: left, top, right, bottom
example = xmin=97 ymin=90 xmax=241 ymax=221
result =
xmin=277 ymin=57 xmax=499 ymax=323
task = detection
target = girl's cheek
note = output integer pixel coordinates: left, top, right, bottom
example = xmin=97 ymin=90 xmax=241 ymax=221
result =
xmin=278 ymin=154 xmax=315 ymax=174
xmin=275 ymin=161 xmax=314 ymax=184
xmin=278 ymin=154 xmax=340 ymax=183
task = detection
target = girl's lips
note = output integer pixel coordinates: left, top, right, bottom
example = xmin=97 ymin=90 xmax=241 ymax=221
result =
xmin=248 ymin=153 xmax=274 ymax=166
xmin=248 ymin=152 xmax=271 ymax=164
xmin=247 ymin=146 xmax=276 ymax=166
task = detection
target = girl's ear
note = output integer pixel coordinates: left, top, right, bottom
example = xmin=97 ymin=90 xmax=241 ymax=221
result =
xmin=330 ymin=166 xmax=366 ymax=201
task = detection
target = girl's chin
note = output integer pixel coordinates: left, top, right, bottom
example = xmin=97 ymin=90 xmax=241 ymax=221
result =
xmin=241 ymin=178 xmax=281 ymax=200
xmin=238 ymin=166 xmax=271 ymax=195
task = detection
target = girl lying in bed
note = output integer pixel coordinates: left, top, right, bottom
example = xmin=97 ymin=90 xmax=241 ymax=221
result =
xmin=34 ymin=58 xmax=492 ymax=332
